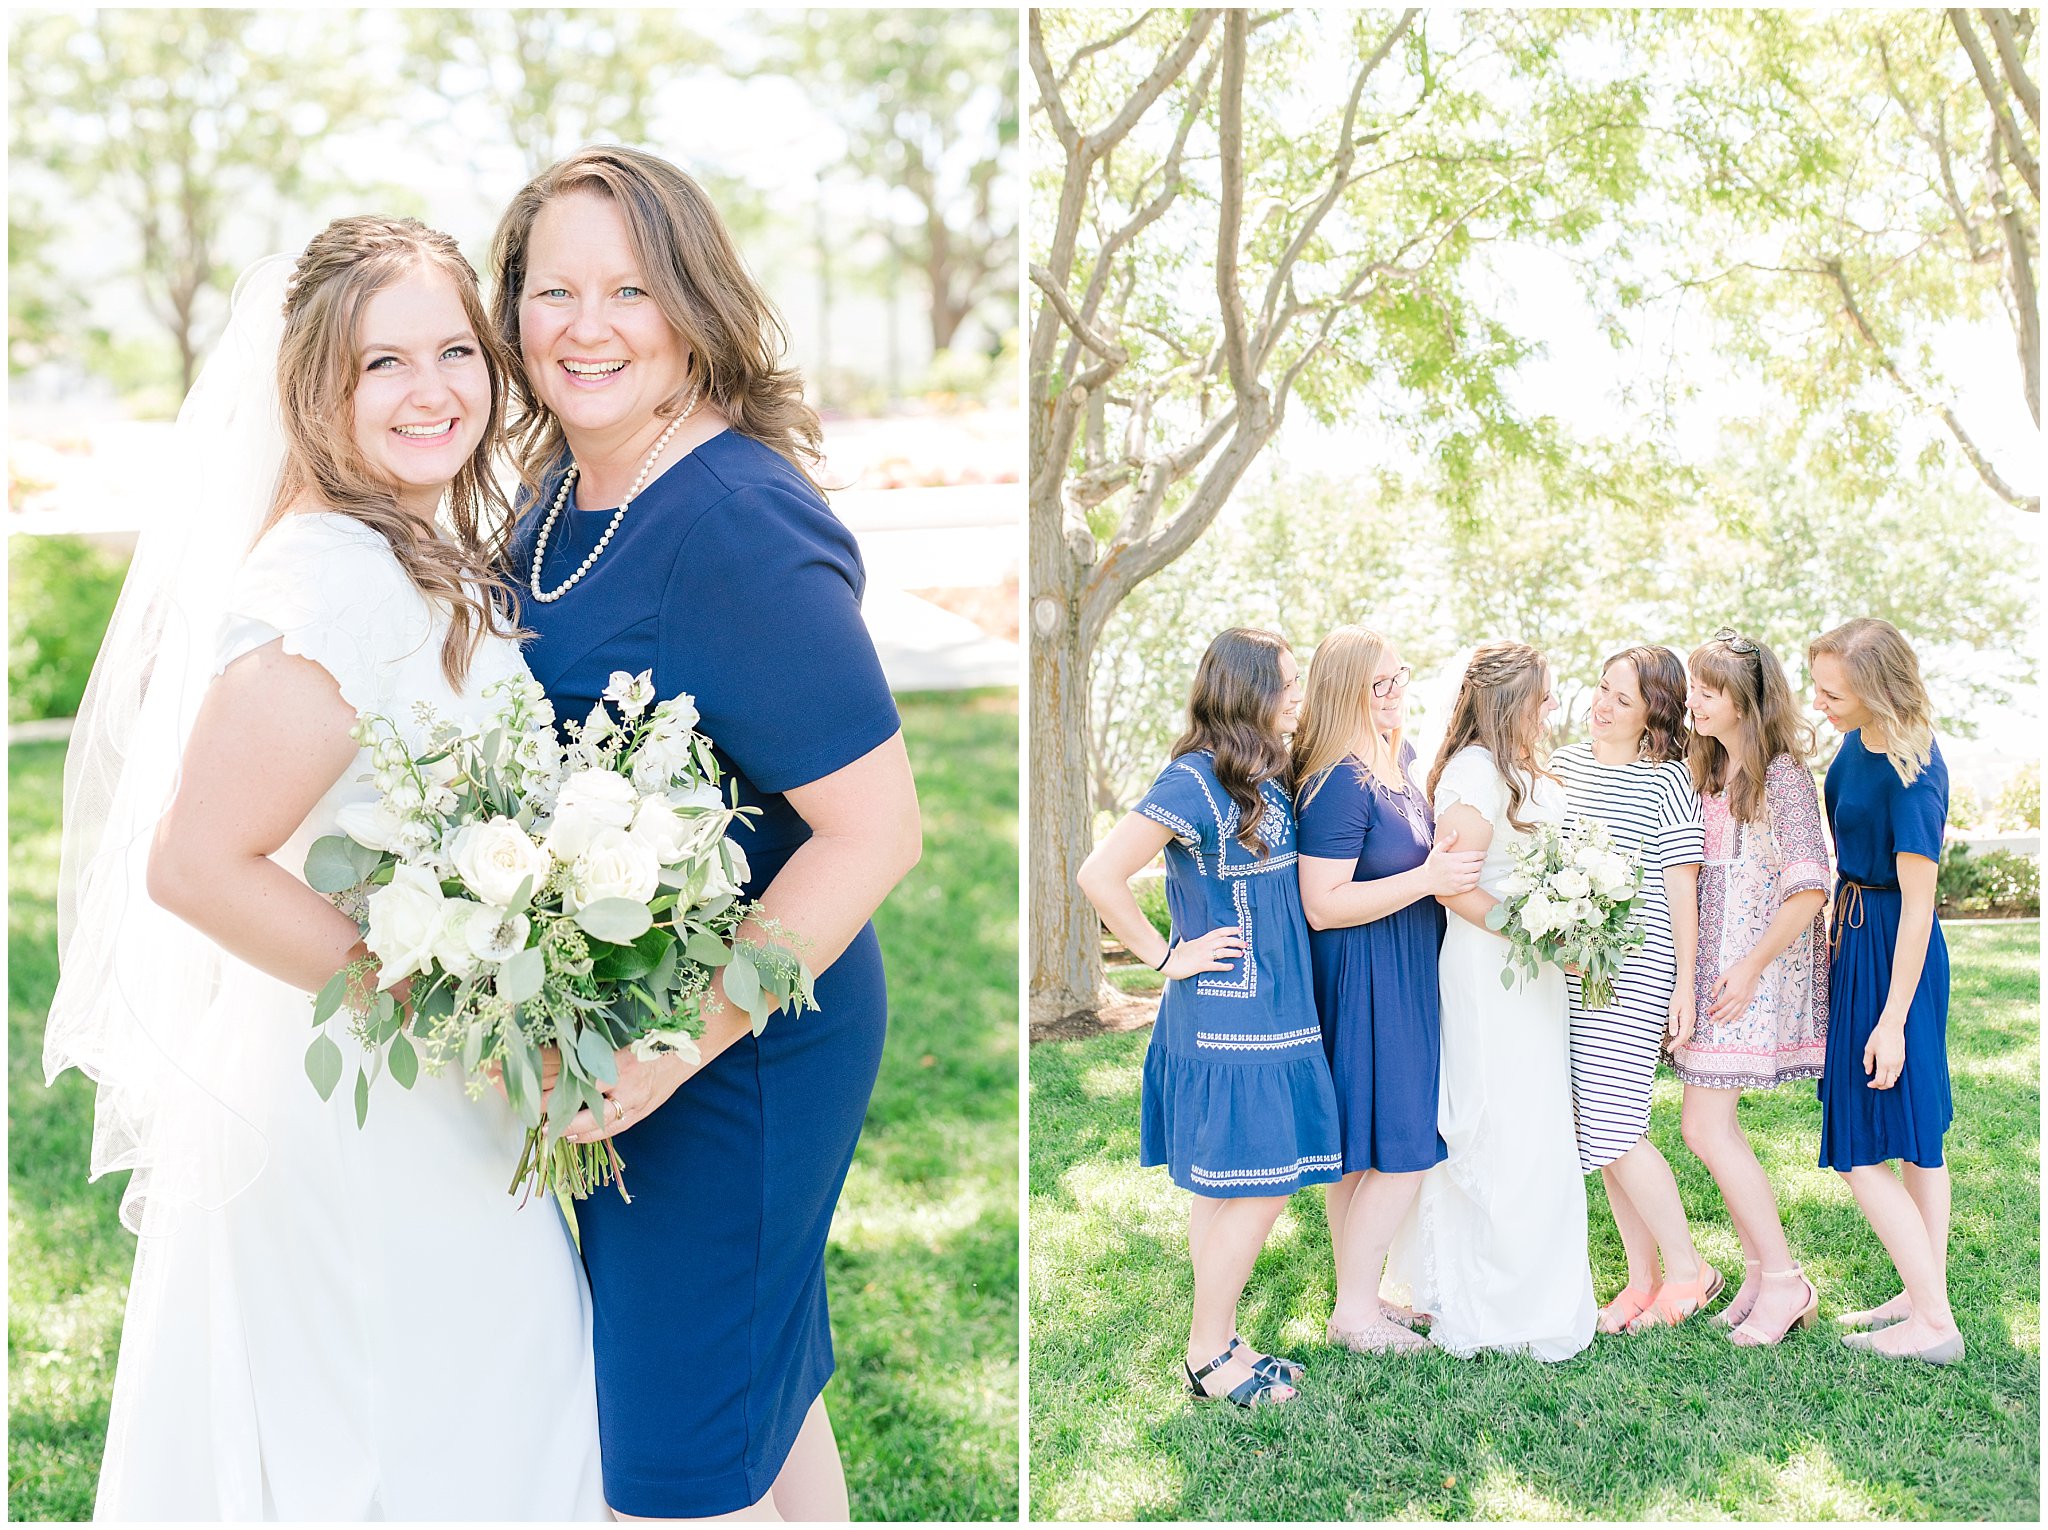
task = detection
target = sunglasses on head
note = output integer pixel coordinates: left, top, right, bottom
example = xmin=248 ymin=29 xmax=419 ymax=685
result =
xmin=1712 ymin=627 xmax=1758 ymax=655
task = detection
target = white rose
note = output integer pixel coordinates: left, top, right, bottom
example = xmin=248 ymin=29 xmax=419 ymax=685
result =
xmin=364 ymin=864 xmax=449 ymax=989
xmin=1552 ymin=866 xmax=1591 ymax=900
xmin=603 ymin=668 xmax=657 ymax=718
xmin=1592 ymin=854 xmax=1634 ymax=897
xmin=433 ymin=900 xmax=483 ymax=980
xmin=1573 ymin=843 xmax=1607 ymax=871
xmin=546 ymin=768 xmax=640 ymax=858
xmin=1498 ymin=871 xmax=1536 ymax=897
xmin=568 ymin=827 xmax=661 ymax=911
xmin=1519 ymin=892 xmax=1557 ymax=938
xmin=336 ymin=796 xmax=408 ymax=855
xmin=449 ymin=818 xmax=552 ymax=908
xmin=629 ymin=796 xmax=695 ymax=865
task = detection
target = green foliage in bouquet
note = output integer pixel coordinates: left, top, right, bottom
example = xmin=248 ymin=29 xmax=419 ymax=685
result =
xmin=1486 ymin=818 xmax=1649 ymax=1009
xmin=301 ymin=670 xmax=816 ymax=1201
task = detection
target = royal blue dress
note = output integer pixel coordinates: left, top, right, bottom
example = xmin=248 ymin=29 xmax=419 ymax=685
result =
xmin=1297 ymin=744 xmax=1448 ymax=1175
xmin=1135 ymin=752 xmax=1342 ymax=1197
xmin=1818 ymin=731 xmax=1952 ymax=1171
xmin=513 ymin=431 xmax=901 ymax=1517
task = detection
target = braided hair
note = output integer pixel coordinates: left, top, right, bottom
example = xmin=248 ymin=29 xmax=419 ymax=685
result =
xmin=1427 ymin=641 xmax=1555 ymax=833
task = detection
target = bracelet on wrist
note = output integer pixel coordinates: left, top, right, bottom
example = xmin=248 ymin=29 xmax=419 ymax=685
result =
xmin=1153 ymin=942 xmax=1174 ymax=972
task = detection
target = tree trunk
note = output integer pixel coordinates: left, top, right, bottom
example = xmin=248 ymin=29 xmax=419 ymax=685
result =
xmin=1029 ymin=500 xmax=1107 ymax=1021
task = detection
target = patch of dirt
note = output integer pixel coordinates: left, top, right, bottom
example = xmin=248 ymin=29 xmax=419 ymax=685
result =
xmin=1030 ymin=987 xmax=1159 ymax=1044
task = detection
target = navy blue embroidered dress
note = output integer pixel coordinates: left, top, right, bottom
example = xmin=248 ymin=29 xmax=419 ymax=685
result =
xmin=1818 ymin=731 xmax=1953 ymax=1171
xmin=1135 ymin=752 xmax=1342 ymax=1197
xmin=1296 ymin=744 xmax=1448 ymax=1175
xmin=514 ymin=431 xmax=900 ymax=1517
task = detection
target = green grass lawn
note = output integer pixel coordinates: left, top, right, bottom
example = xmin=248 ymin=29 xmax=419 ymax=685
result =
xmin=1030 ymin=922 xmax=2039 ymax=1521
xmin=8 ymin=689 xmax=1020 ymax=1522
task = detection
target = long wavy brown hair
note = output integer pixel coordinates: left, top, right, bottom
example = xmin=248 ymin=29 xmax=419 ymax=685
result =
xmin=1292 ymin=625 xmax=1402 ymax=812
xmin=489 ymin=144 xmax=823 ymax=494
xmin=1604 ymin=644 xmax=1691 ymax=763
xmin=1687 ymin=632 xmax=1816 ymax=822
xmin=1809 ymin=617 xmax=1934 ymax=786
xmin=1428 ymin=641 xmax=1555 ymax=833
xmin=1169 ymin=628 xmax=1294 ymax=857
xmin=264 ymin=215 xmax=521 ymax=688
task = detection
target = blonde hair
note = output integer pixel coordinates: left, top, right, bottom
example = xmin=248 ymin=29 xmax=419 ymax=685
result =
xmin=267 ymin=215 xmax=521 ymax=689
xmin=1686 ymin=633 xmax=1816 ymax=821
xmin=1292 ymin=625 xmax=1403 ymax=812
xmin=1428 ymin=641 xmax=1554 ymax=833
xmin=490 ymin=144 xmax=822 ymax=494
xmin=1809 ymin=617 xmax=1935 ymax=786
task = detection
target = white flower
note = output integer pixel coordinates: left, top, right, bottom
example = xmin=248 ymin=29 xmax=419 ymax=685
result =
xmin=1498 ymin=871 xmax=1536 ymax=897
xmin=1573 ymin=842 xmax=1607 ymax=871
xmin=1551 ymin=866 xmax=1591 ymax=900
xmin=392 ymin=820 xmax=441 ymax=865
xmin=1591 ymin=854 xmax=1634 ymax=897
xmin=1519 ymin=892 xmax=1558 ymax=939
xmin=336 ymin=796 xmax=409 ymax=854
xmin=1567 ymin=896 xmax=1597 ymax=927
xmin=629 ymin=795 xmax=695 ymax=866
xmin=364 ymin=864 xmax=450 ymax=989
xmin=568 ymin=827 xmax=661 ymax=911
xmin=545 ymin=768 xmax=640 ymax=858
xmin=630 ymin=1029 xmax=702 ymax=1065
xmin=581 ymin=703 xmax=616 ymax=747
xmin=433 ymin=900 xmax=483 ymax=981
xmin=603 ymin=669 xmax=657 ymax=718
xmin=466 ymin=906 xmax=532 ymax=965
xmin=448 ymin=818 xmax=552 ymax=908
xmin=702 ymin=838 xmax=750 ymax=901
xmin=629 ymin=727 xmax=697 ymax=792
xmin=651 ymin=691 xmax=700 ymax=734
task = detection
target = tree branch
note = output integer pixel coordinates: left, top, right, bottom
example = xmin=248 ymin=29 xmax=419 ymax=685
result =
xmin=1950 ymin=7 xmax=2039 ymax=199
xmin=1982 ymin=8 xmax=2038 ymax=127
xmin=1213 ymin=11 xmax=1258 ymax=402
xmin=1824 ymin=256 xmax=2038 ymax=510
xmin=1057 ymin=10 xmax=1157 ymax=90
xmin=1030 ymin=263 xmax=1127 ymax=364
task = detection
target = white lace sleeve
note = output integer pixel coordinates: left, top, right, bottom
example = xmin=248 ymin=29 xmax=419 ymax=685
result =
xmin=215 ymin=515 xmax=430 ymax=721
xmin=1433 ymin=745 xmax=1505 ymax=825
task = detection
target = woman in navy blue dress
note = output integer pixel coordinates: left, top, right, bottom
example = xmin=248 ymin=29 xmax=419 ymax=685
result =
xmin=490 ymin=147 xmax=921 ymax=1517
xmin=1078 ymin=628 xmax=1342 ymax=1410
xmin=1810 ymin=618 xmax=1963 ymax=1365
xmin=1290 ymin=626 xmax=1480 ymax=1353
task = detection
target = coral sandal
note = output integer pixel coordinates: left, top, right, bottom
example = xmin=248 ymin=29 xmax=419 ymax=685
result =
xmin=1628 ymin=1263 xmax=1725 ymax=1332
xmin=1597 ymin=1283 xmax=1656 ymax=1334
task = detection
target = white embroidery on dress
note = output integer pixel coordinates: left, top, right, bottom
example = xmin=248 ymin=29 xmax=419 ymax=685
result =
xmin=1190 ymin=1152 xmax=1343 ymax=1188
xmin=1194 ymin=1025 xmax=1320 ymax=1052
xmin=1195 ymin=879 xmax=1258 ymax=998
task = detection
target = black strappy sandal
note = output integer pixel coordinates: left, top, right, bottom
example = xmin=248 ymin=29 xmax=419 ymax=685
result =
xmin=1232 ymin=1333 xmax=1305 ymax=1384
xmin=1185 ymin=1343 xmax=1294 ymax=1409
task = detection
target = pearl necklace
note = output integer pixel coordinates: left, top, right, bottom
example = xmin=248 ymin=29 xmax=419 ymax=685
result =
xmin=528 ymin=381 xmax=702 ymax=603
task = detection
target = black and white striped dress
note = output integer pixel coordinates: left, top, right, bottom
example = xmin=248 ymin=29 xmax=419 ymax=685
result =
xmin=1553 ymin=745 xmax=1705 ymax=1172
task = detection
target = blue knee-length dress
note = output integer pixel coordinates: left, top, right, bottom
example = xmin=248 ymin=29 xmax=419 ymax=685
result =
xmin=1297 ymin=745 xmax=1447 ymax=1175
xmin=1818 ymin=731 xmax=1953 ymax=1170
xmin=514 ymin=430 xmax=900 ymax=1517
xmin=1135 ymin=752 xmax=1342 ymax=1196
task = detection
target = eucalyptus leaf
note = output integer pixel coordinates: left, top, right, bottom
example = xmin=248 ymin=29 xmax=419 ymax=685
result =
xmin=685 ymin=930 xmax=733 ymax=968
xmin=499 ymin=945 xmax=546 ymax=1004
xmin=313 ymin=970 xmax=349 ymax=1025
xmin=305 ymin=1032 xmax=344 ymax=1100
xmin=575 ymin=898 xmax=653 ymax=944
xmin=724 ymin=947 xmax=762 ymax=1012
xmin=575 ymin=1025 xmax=620 ymax=1086
xmin=305 ymin=836 xmax=367 ymax=894
xmin=389 ymin=1031 xmax=419 ymax=1089
xmin=353 ymin=1066 xmax=370 ymax=1128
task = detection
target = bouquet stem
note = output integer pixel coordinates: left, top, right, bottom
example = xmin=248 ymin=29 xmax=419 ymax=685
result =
xmin=510 ymin=1126 xmax=632 ymax=1204
xmin=1579 ymin=975 xmax=1616 ymax=1011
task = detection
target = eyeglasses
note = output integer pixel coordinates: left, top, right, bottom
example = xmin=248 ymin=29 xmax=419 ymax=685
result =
xmin=1371 ymin=666 xmax=1412 ymax=698
xmin=1713 ymin=627 xmax=1758 ymax=655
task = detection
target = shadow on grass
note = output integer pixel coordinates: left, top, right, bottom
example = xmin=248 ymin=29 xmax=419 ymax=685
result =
xmin=1029 ymin=924 xmax=2041 ymax=1521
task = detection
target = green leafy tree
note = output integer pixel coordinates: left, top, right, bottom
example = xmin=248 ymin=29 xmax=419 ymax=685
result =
xmin=1995 ymin=763 xmax=2040 ymax=830
xmin=1028 ymin=7 xmax=1654 ymax=1016
xmin=767 ymin=10 xmax=1019 ymax=352
xmin=1617 ymin=8 xmax=2039 ymax=511
xmin=398 ymin=9 xmax=712 ymax=179
xmin=9 ymin=9 xmax=380 ymax=397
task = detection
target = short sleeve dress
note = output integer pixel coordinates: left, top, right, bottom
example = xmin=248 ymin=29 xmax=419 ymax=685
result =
xmin=512 ymin=433 xmax=902 ymax=1517
xmin=1670 ymin=754 xmax=1829 ymax=1089
xmin=1134 ymin=752 xmax=1342 ymax=1197
xmin=1553 ymin=745 xmax=1705 ymax=1171
xmin=1818 ymin=731 xmax=1953 ymax=1170
xmin=89 ymin=512 xmax=606 ymax=1520
xmin=1296 ymin=743 xmax=1447 ymax=1175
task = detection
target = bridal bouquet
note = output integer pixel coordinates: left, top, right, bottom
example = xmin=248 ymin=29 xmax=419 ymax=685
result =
xmin=1485 ymin=817 xmax=1646 ymax=1010
xmin=302 ymin=669 xmax=815 ymax=1201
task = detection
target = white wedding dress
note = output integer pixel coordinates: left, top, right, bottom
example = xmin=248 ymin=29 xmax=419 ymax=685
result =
xmin=1381 ymin=744 xmax=1596 ymax=1362
xmin=90 ymin=512 xmax=607 ymax=1519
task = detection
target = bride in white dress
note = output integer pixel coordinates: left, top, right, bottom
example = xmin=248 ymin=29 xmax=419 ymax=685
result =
xmin=1382 ymin=642 xmax=1597 ymax=1362
xmin=43 ymin=218 xmax=605 ymax=1519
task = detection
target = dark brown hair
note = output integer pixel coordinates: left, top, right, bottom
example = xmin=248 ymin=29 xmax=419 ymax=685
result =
xmin=1170 ymin=627 xmax=1294 ymax=857
xmin=490 ymin=144 xmax=822 ymax=493
xmin=265 ymin=215 xmax=520 ymax=688
xmin=1687 ymin=632 xmax=1816 ymax=822
xmin=1428 ymin=641 xmax=1554 ymax=833
xmin=1605 ymin=644 xmax=1690 ymax=763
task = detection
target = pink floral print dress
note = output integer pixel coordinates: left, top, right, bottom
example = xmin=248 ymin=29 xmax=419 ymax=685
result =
xmin=1670 ymin=753 xmax=1830 ymax=1089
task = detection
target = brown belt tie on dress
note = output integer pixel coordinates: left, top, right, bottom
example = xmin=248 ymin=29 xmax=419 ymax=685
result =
xmin=1831 ymin=881 xmax=1871 ymax=954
